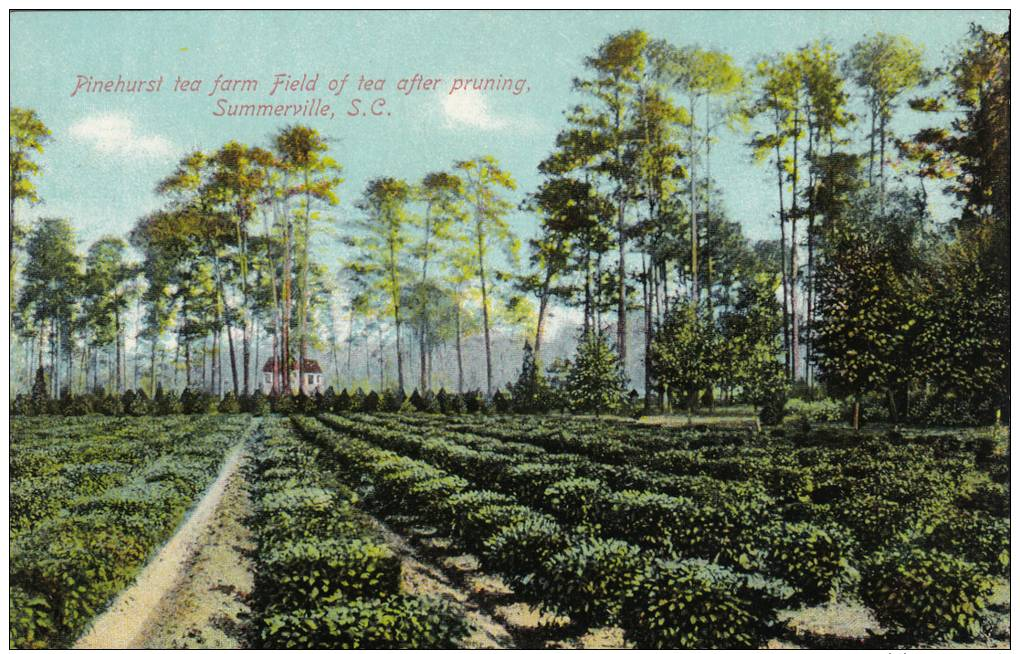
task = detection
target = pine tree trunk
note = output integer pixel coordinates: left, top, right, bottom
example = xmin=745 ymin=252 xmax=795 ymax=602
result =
xmin=455 ymin=299 xmax=464 ymax=394
xmin=282 ymin=220 xmax=292 ymax=394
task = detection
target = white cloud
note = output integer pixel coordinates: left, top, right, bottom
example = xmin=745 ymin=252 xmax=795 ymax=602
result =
xmin=69 ymin=113 xmax=174 ymax=160
xmin=440 ymin=93 xmax=508 ymax=131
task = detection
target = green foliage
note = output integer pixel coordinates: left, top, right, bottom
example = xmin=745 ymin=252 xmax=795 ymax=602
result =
xmin=722 ymin=273 xmax=787 ymax=407
xmin=256 ymin=538 xmax=400 ymax=614
xmin=333 ymin=388 xmax=353 ymax=412
xmin=763 ymin=522 xmax=857 ymax=605
xmin=860 ymin=547 xmax=994 ymax=643
xmin=9 ymin=586 xmax=53 ymax=649
xmin=10 ymin=415 xmax=253 ymax=647
xmin=565 ymin=333 xmax=628 ymax=414
xmin=650 ymin=300 xmax=721 ymax=411
xmin=537 ymin=537 xmax=648 ymax=626
xmin=361 ymin=391 xmax=380 ymax=413
xmin=482 ymin=513 xmax=565 ymax=600
xmin=621 ymin=558 xmax=792 ymax=648
xmin=511 ymin=341 xmax=551 ymax=413
xmin=785 ymin=397 xmax=844 ymax=424
xmin=542 ymin=477 xmax=608 ymax=526
xmin=260 ymin=596 xmax=471 ymax=649
xmin=217 ymin=391 xmax=241 ymax=414
xmin=918 ymin=510 xmax=1009 ymax=577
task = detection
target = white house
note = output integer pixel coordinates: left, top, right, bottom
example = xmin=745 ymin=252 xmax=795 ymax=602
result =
xmin=261 ymin=358 xmax=325 ymax=395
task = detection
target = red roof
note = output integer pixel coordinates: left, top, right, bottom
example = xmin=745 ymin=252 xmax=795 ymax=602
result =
xmin=262 ymin=358 xmax=323 ymax=373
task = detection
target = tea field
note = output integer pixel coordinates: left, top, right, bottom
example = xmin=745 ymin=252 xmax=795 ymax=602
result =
xmin=8 ymin=413 xmax=1011 ymax=648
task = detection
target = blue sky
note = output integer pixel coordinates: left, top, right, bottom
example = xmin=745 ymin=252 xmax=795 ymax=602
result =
xmin=11 ymin=9 xmax=1010 ymax=255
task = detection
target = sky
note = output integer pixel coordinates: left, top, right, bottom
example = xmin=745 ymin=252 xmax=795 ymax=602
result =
xmin=11 ymin=9 xmax=1010 ymax=253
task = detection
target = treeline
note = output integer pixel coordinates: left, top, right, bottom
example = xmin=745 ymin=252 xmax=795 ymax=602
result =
xmin=9 ymin=24 xmax=1008 ymax=425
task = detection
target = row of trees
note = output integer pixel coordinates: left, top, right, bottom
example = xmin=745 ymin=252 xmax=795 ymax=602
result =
xmin=10 ymin=25 xmax=1008 ymax=423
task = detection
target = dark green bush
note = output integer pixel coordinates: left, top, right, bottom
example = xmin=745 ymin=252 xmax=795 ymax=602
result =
xmin=860 ymin=546 xmax=994 ymax=643
xmin=9 ymin=586 xmax=54 ymax=649
xmin=919 ymin=510 xmax=1009 ymax=577
xmin=482 ymin=513 xmax=565 ymax=593
xmin=763 ymin=522 xmax=857 ymax=605
xmin=598 ymin=490 xmax=692 ymax=554
xmin=620 ymin=558 xmax=792 ymax=648
xmin=255 ymin=538 xmax=400 ymax=615
xmin=259 ymin=596 xmax=471 ymax=649
xmin=333 ymin=388 xmax=353 ymax=412
xmin=542 ymin=477 xmax=608 ymax=526
xmin=956 ymin=479 xmax=1008 ymax=518
xmin=361 ymin=391 xmax=380 ymax=413
xmin=452 ymin=501 xmax=535 ymax=552
xmin=536 ymin=537 xmax=647 ymax=627
xmin=218 ymin=391 xmax=241 ymax=414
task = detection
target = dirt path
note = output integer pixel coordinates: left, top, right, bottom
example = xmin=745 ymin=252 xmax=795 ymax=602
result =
xmin=74 ymin=441 xmax=250 ymax=649
xmin=364 ymin=515 xmax=516 ymax=648
xmin=136 ymin=449 xmax=255 ymax=648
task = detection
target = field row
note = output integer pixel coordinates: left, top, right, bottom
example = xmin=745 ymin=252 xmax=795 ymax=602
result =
xmin=290 ymin=413 xmax=1007 ymax=646
xmin=246 ymin=418 xmax=470 ymax=648
xmin=10 ymin=415 xmax=255 ymax=648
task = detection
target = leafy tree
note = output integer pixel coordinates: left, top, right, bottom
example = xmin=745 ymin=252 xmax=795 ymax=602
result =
xmin=82 ymin=237 xmax=137 ymax=392
xmin=273 ymin=125 xmax=343 ymax=393
xmin=720 ymin=273 xmax=787 ymax=408
xmin=18 ymin=218 xmax=82 ymax=398
xmin=812 ymin=191 xmax=927 ymax=424
xmin=10 ymin=107 xmax=52 ymax=308
xmin=566 ymin=332 xmax=629 ymax=415
xmin=348 ymin=177 xmax=416 ymax=392
xmin=411 ymin=171 xmax=464 ymax=390
xmin=574 ymin=30 xmax=649 ymax=367
xmin=454 ymin=156 xmax=519 ymax=396
xmin=846 ymin=33 xmax=927 ymax=204
xmin=511 ymin=341 xmax=550 ymax=414
xmin=649 ymin=299 xmax=721 ymax=415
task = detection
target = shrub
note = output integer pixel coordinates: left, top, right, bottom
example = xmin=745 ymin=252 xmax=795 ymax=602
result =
xmin=255 ymin=538 xmax=400 ymax=615
xmin=784 ymin=397 xmax=844 ymax=424
xmin=463 ymin=390 xmax=484 ymax=413
xmin=763 ymin=522 xmax=857 ymax=605
xmin=758 ymin=392 xmax=787 ymax=426
xmin=456 ymin=503 xmax=536 ymax=552
xmin=95 ymin=393 xmax=124 ymax=416
xmin=621 ymin=558 xmax=793 ymax=648
xmin=542 ymin=477 xmax=608 ymax=526
xmin=598 ymin=490 xmax=692 ymax=554
xmin=182 ymin=389 xmax=217 ymax=414
xmin=536 ymin=537 xmax=647 ymax=627
xmin=860 ymin=547 xmax=994 ymax=643
xmin=499 ymin=463 xmax=565 ymax=505
xmin=9 ymin=586 xmax=53 ymax=649
xmin=439 ymin=490 xmax=515 ymax=538
xmin=955 ymin=479 xmax=1008 ymax=518
xmin=218 ymin=392 xmax=241 ymax=414
xmin=482 ymin=513 xmax=565 ymax=593
xmin=248 ymin=390 xmax=270 ymax=416
xmin=259 ymin=596 xmax=471 ymax=649
xmin=361 ymin=391 xmax=381 ymax=413
xmin=156 ymin=389 xmax=183 ymax=415
xmin=918 ymin=510 xmax=1009 ymax=577
xmin=492 ymin=389 xmax=511 ymax=413
xmin=334 ymin=388 xmax=353 ymax=412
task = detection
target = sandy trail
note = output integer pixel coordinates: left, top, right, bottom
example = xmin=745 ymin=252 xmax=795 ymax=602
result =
xmin=73 ymin=440 xmax=248 ymax=649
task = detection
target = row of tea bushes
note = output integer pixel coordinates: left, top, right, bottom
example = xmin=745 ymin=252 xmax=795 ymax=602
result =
xmin=306 ymin=413 xmax=1005 ymax=645
xmin=9 ymin=416 xmax=254 ymax=648
xmin=247 ymin=418 xmax=470 ymax=649
xmin=293 ymin=415 xmax=797 ymax=647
